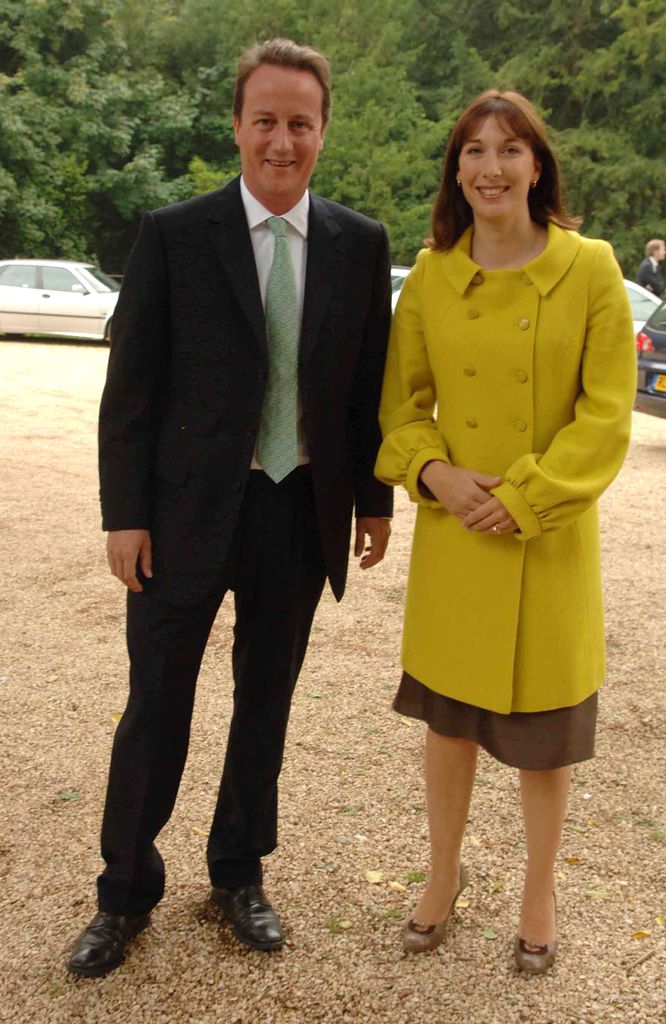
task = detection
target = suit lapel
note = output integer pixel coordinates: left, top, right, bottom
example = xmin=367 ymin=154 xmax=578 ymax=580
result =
xmin=300 ymin=194 xmax=343 ymax=367
xmin=206 ymin=178 xmax=267 ymax=356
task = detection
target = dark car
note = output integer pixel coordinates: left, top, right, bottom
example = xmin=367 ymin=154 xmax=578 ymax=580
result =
xmin=635 ymin=300 xmax=666 ymax=418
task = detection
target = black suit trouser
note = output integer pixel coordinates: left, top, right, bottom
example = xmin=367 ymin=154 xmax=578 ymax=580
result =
xmin=96 ymin=467 xmax=327 ymax=915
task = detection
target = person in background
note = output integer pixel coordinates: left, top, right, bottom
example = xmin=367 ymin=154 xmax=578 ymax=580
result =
xmin=67 ymin=37 xmax=392 ymax=978
xmin=375 ymin=89 xmax=636 ymax=973
xmin=636 ymin=238 xmax=665 ymax=297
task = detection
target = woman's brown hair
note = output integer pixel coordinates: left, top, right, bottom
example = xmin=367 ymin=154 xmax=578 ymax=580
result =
xmin=430 ymin=89 xmax=580 ymax=251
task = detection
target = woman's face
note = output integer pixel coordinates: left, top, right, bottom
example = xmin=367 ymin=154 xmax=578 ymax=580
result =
xmin=456 ymin=114 xmax=541 ymax=226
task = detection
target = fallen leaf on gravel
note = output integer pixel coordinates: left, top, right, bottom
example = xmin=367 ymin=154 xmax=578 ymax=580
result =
xmin=365 ymin=870 xmax=383 ymax=884
xmin=456 ymin=897 xmax=470 ymax=909
xmin=46 ymin=675 xmax=58 ymax=683
xmin=326 ymin=916 xmax=350 ymax=934
xmin=483 ymin=928 xmax=498 ymax=939
xmin=469 ymin=836 xmax=481 ymax=847
xmin=406 ymin=870 xmax=426 ymax=884
xmin=490 ymin=880 xmax=503 ymax=892
xmin=632 ymin=930 xmax=652 ymax=939
xmin=587 ymin=818 xmax=598 ymax=825
xmin=584 ymin=889 xmax=608 ymax=900
xmin=308 ymin=692 xmax=322 ymax=699
xmin=564 ymin=856 xmax=581 ymax=864
xmin=110 ymin=711 xmax=122 ymax=724
xmin=55 ymin=789 xmax=79 ymax=802
xmin=388 ymin=880 xmax=406 ymax=893
xmin=655 ymin=915 xmax=666 ymax=927
xmin=191 ymin=827 xmax=206 ymax=837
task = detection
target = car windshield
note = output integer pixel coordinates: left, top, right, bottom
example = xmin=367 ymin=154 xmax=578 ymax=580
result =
xmin=628 ymin=290 xmax=659 ymax=322
xmin=84 ymin=266 xmax=121 ymax=292
xmin=646 ymin=301 xmax=666 ymax=330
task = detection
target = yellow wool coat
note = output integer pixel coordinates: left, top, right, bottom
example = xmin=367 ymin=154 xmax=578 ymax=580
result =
xmin=375 ymin=224 xmax=636 ymax=714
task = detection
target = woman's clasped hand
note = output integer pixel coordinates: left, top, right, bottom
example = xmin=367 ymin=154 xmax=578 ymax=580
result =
xmin=420 ymin=460 xmax=518 ymax=533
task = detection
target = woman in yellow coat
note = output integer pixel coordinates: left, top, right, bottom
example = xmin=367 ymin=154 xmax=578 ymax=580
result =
xmin=375 ymin=89 xmax=636 ymax=972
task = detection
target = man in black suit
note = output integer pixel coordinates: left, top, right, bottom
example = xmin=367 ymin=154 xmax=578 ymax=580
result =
xmin=68 ymin=38 xmax=392 ymax=977
xmin=636 ymin=238 xmax=665 ymax=297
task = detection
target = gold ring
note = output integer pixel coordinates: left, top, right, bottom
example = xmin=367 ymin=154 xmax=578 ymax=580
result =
xmin=491 ymin=524 xmax=501 ymax=534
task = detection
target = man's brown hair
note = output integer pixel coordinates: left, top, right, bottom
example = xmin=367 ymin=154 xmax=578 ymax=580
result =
xmin=430 ymin=89 xmax=580 ymax=252
xmin=233 ymin=38 xmax=332 ymax=126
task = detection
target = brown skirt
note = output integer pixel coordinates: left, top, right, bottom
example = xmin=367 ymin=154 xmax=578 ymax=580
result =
xmin=393 ymin=672 xmax=598 ymax=770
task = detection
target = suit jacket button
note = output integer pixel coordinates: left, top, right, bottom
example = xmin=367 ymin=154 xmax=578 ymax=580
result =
xmin=179 ymin=424 xmax=187 ymax=430
xmin=514 ymin=418 xmax=527 ymax=432
xmin=518 ymin=317 xmax=530 ymax=330
xmin=464 ymin=366 xmax=476 ymax=377
xmin=466 ymin=308 xmax=480 ymax=319
xmin=465 ymin=417 xmax=478 ymax=429
xmin=515 ymin=369 xmax=528 ymax=383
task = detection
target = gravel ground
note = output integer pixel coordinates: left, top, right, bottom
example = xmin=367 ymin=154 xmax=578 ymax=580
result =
xmin=0 ymin=338 xmax=664 ymax=1024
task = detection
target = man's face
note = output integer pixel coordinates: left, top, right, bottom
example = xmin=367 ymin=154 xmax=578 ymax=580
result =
xmin=234 ymin=64 xmax=326 ymax=215
xmin=655 ymin=242 xmax=666 ymax=262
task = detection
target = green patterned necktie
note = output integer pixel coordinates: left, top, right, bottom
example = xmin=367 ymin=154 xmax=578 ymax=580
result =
xmin=257 ymin=215 xmax=299 ymax=483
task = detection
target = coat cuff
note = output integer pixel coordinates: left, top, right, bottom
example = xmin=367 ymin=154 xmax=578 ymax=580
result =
xmin=405 ymin=448 xmax=449 ymax=508
xmin=491 ymin=481 xmax=541 ymax=540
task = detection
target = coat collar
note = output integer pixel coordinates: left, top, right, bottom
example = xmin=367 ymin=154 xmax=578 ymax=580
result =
xmin=443 ymin=222 xmax=582 ymax=297
xmin=300 ymin=193 xmax=343 ymax=366
xmin=206 ymin=176 xmax=266 ymax=354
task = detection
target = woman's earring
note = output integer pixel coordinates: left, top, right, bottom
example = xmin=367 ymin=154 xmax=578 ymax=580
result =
xmin=530 ymin=179 xmax=538 ymax=189
xmin=456 ymin=179 xmax=462 ymax=188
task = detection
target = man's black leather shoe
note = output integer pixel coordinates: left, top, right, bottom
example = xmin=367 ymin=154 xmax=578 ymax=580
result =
xmin=67 ymin=911 xmax=151 ymax=978
xmin=211 ymin=884 xmax=283 ymax=950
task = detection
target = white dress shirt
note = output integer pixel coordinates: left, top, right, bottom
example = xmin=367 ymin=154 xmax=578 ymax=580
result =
xmin=240 ymin=177 xmax=310 ymax=467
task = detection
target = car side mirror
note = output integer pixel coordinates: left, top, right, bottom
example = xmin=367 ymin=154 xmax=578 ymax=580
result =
xmin=71 ymin=283 xmax=87 ymax=294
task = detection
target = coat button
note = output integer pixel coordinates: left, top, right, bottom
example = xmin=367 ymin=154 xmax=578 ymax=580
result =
xmin=466 ymin=308 xmax=480 ymax=319
xmin=465 ymin=417 xmax=478 ymax=429
xmin=515 ymin=369 xmax=528 ymax=383
xmin=518 ymin=318 xmax=530 ymax=330
xmin=471 ymin=272 xmax=483 ymax=285
xmin=464 ymin=366 xmax=476 ymax=376
xmin=179 ymin=424 xmax=187 ymax=431
xmin=514 ymin=418 xmax=527 ymax=432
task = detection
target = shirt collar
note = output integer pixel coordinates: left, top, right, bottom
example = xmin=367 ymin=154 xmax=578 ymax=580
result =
xmin=240 ymin=176 xmax=309 ymax=238
xmin=443 ymin=222 xmax=582 ymax=297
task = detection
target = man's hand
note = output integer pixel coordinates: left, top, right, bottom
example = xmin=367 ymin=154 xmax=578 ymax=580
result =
xmin=420 ymin=461 xmax=501 ymax=518
xmin=106 ymin=529 xmax=153 ymax=592
xmin=354 ymin=516 xmax=391 ymax=569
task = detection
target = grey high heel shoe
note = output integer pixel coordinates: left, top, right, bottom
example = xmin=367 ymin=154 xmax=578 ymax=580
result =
xmin=514 ymin=892 xmax=557 ymax=973
xmin=514 ymin=936 xmax=557 ymax=974
xmin=402 ymin=865 xmax=469 ymax=953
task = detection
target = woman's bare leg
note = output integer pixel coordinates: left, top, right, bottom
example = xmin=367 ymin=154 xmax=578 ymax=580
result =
xmin=411 ymin=730 xmax=478 ymax=925
xmin=518 ymin=765 xmax=572 ymax=946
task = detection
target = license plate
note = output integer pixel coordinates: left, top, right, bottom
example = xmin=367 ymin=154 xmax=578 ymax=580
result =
xmin=655 ymin=375 xmax=666 ymax=393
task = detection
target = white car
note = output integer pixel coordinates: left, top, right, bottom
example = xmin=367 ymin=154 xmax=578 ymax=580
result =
xmin=391 ymin=266 xmax=410 ymax=311
xmin=392 ymin=265 xmax=659 ymax=335
xmin=0 ymin=259 xmax=119 ymax=341
xmin=624 ymin=278 xmax=660 ymax=336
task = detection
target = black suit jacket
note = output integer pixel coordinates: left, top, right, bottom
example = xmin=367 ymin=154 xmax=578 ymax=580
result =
xmin=99 ymin=177 xmax=393 ymax=603
xmin=636 ymin=257 xmax=665 ymax=297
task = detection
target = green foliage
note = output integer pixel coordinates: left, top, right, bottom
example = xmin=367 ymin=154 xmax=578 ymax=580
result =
xmin=0 ymin=0 xmax=664 ymax=271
